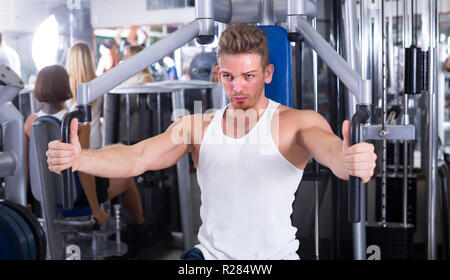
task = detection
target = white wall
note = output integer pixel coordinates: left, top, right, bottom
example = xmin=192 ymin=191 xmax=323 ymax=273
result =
xmin=91 ymin=0 xmax=195 ymax=28
xmin=0 ymin=0 xmax=51 ymax=32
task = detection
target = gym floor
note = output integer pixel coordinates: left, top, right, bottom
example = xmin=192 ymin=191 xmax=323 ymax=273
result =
xmin=121 ymin=173 xmax=202 ymax=260
xmin=105 ymin=228 xmax=192 ymax=260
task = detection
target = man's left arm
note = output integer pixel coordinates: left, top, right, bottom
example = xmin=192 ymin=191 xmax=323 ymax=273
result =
xmin=296 ymin=110 xmax=377 ymax=183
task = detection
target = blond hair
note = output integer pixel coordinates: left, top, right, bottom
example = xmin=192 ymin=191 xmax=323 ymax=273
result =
xmin=125 ymin=45 xmax=150 ymax=74
xmin=124 ymin=44 xmax=155 ymax=82
xmin=66 ymin=41 xmax=97 ymax=103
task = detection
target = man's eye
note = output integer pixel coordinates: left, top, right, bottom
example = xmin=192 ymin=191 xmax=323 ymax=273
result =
xmin=246 ymin=74 xmax=254 ymax=79
xmin=223 ymin=74 xmax=231 ymax=79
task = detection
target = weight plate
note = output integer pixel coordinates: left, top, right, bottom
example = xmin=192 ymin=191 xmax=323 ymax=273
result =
xmin=1 ymin=200 xmax=47 ymax=259
xmin=0 ymin=203 xmax=36 ymax=259
xmin=0 ymin=204 xmax=30 ymax=259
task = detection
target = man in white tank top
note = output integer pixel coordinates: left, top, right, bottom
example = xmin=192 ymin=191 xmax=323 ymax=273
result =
xmin=46 ymin=24 xmax=377 ymax=260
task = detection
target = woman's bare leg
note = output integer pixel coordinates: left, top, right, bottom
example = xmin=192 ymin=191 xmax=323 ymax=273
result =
xmin=107 ymin=177 xmax=144 ymax=224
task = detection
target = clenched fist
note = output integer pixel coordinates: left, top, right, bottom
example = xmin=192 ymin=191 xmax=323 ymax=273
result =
xmin=46 ymin=119 xmax=81 ymax=174
xmin=341 ymin=120 xmax=377 ymax=183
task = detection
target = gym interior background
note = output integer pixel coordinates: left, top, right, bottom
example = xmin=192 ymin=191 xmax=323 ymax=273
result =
xmin=1 ymin=0 xmax=450 ymax=260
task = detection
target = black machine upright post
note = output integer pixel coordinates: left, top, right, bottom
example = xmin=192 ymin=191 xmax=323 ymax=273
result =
xmin=60 ymin=105 xmax=91 ymax=210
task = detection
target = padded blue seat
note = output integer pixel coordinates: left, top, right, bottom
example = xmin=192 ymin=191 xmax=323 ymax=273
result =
xmin=258 ymin=25 xmax=292 ymax=107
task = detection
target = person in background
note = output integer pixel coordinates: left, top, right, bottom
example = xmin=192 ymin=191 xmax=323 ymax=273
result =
xmin=445 ymin=57 xmax=450 ymax=72
xmin=66 ymin=41 xmax=102 ymax=149
xmin=95 ymin=39 xmax=120 ymax=76
xmin=115 ymin=25 xmax=149 ymax=53
xmin=122 ymin=45 xmax=155 ymax=85
xmin=24 ymin=65 xmax=148 ymax=230
xmin=119 ymin=45 xmax=155 ymax=146
xmin=210 ymin=62 xmax=218 ymax=83
xmin=0 ymin=31 xmax=21 ymax=77
xmin=180 ymin=61 xmax=191 ymax=80
xmin=163 ymin=56 xmax=178 ymax=80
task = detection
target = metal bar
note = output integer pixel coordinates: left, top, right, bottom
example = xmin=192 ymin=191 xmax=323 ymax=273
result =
xmin=394 ymin=141 xmax=399 ymax=175
xmin=77 ymin=20 xmax=201 ymax=105
xmin=171 ymin=90 xmax=194 ymax=249
xmin=54 ymin=218 xmax=96 ymax=227
xmin=426 ymin=0 xmax=438 ymax=261
xmin=361 ymin=124 xmax=415 ymax=141
xmin=293 ymin=16 xmax=371 ymax=104
xmin=293 ymin=41 xmax=303 ymax=109
xmin=411 ymin=0 xmax=415 ymax=46
xmin=396 ymin=0 xmax=400 ymax=91
xmin=331 ymin=0 xmax=342 ymax=260
xmin=102 ymin=93 xmax=120 ymax=146
xmin=156 ymin=93 xmax=162 ymax=134
xmin=342 ymin=0 xmax=361 ymax=75
xmin=275 ymin=0 xmax=317 ymax=24
xmin=387 ymin=0 xmax=395 ymax=93
xmin=360 ymin=0 xmax=371 ymax=81
xmin=312 ymin=17 xmax=320 ymax=261
xmin=349 ymin=106 xmax=370 ymax=260
xmin=381 ymin=0 xmax=386 ymax=130
xmin=0 ymin=151 xmax=16 ymax=178
xmin=126 ymin=94 xmax=131 ymax=145
xmin=314 ymin=179 xmax=319 ymax=259
xmin=61 ymin=108 xmax=90 ymax=210
xmin=261 ymin=0 xmax=275 ymax=25
xmin=381 ymin=136 xmax=387 ymax=225
xmin=381 ymin=0 xmax=388 ymax=226
xmin=437 ymin=37 xmax=447 ymax=155
xmin=341 ymin=0 xmax=358 ymax=203
xmin=343 ymin=0 xmax=366 ymax=261
xmin=156 ymin=92 xmax=163 ymax=193
xmin=32 ymin=122 xmax=64 ymax=259
xmin=403 ymin=0 xmax=411 ymax=48
xmin=114 ymin=204 xmax=122 ymax=249
xmin=0 ymin=65 xmax=24 ymax=104
xmin=213 ymin=0 xmax=231 ymax=23
xmin=403 ymin=94 xmax=409 ymax=227
xmin=0 ymin=103 xmax=26 ymax=206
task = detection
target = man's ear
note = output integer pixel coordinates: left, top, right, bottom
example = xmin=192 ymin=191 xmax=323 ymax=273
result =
xmin=216 ymin=65 xmax=222 ymax=84
xmin=264 ymin=64 xmax=274 ymax=84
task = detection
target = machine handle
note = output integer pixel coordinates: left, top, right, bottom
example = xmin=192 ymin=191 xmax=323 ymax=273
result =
xmin=60 ymin=105 xmax=91 ymax=210
xmin=348 ymin=105 xmax=371 ymax=223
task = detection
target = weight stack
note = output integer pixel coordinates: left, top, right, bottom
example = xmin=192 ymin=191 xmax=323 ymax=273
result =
xmin=375 ymin=176 xmax=417 ymax=227
xmin=366 ymin=224 xmax=414 ymax=260
xmin=367 ymin=176 xmax=417 ymax=259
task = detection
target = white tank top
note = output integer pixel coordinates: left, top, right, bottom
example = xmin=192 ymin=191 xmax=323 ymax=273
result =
xmin=196 ymin=99 xmax=304 ymax=260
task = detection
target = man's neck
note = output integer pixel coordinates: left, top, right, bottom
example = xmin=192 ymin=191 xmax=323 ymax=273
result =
xmin=225 ymin=97 xmax=270 ymax=126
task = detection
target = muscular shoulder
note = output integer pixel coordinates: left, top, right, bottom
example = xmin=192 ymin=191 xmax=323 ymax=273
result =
xmin=275 ymin=106 xmax=333 ymax=150
xmin=277 ymin=105 xmax=328 ymax=130
xmin=180 ymin=112 xmax=216 ymax=129
xmin=169 ymin=112 xmax=216 ymax=147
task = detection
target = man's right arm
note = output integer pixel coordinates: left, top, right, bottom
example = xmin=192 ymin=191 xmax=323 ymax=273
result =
xmin=47 ymin=115 xmax=193 ymax=178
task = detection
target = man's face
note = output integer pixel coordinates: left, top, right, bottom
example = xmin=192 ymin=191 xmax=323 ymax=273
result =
xmin=217 ymin=53 xmax=273 ymax=110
